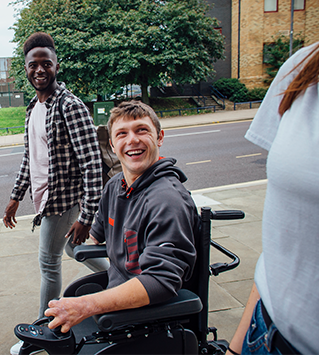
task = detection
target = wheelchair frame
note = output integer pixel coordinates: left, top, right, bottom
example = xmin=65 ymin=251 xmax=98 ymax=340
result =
xmin=14 ymin=207 xmax=244 ymax=355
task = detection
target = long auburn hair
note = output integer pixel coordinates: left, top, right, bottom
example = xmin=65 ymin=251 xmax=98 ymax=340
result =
xmin=279 ymin=42 xmax=319 ymax=116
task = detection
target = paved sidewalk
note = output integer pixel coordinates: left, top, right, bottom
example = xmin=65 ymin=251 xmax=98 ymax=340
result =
xmin=0 ymin=108 xmax=263 ymax=353
xmin=0 ymin=179 xmax=266 ymax=354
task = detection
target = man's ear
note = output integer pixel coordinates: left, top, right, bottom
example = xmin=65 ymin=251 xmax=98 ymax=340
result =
xmin=157 ymin=129 xmax=164 ymax=148
xmin=109 ymin=139 xmax=115 ymax=153
xmin=56 ymin=62 xmax=60 ymax=73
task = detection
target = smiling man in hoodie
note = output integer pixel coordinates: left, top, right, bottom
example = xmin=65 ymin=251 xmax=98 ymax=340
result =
xmin=45 ymin=100 xmax=200 ymax=332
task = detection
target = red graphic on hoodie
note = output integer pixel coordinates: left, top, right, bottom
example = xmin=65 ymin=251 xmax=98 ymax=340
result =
xmin=124 ymin=229 xmax=141 ymax=274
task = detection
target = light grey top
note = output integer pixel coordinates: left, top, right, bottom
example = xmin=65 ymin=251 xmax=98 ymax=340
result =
xmin=245 ymin=42 xmax=319 ymax=355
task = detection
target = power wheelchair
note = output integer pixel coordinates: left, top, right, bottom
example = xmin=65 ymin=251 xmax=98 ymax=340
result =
xmin=14 ymin=207 xmax=244 ymax=355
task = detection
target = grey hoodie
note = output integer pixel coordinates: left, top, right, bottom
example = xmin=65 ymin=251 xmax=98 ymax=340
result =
xmin=90 ymin=158 xmax=199 ymax=304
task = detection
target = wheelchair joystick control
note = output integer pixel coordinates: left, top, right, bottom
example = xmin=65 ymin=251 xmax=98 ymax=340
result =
xmin=14 ymin=323 xmax=76 ymax=355
xmin=52 ymin=325 xmax=64 ymax=337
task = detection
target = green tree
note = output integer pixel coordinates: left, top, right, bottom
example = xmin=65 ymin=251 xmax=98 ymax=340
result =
xmin=10 ymin=0 xmax=225 ymax=104
xmin=263 ymin=34 xmax=304 ymax=84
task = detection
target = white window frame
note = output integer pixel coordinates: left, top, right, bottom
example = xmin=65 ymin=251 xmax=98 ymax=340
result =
xmin=264 ymin=0 xmax=278 ymax=12
xmin=294 ymin=0 xmax=305 ymax=10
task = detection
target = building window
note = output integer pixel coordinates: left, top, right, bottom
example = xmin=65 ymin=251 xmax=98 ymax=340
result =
xmin=264 ymin=0 xmax=278 ymax=12
xmin=294 ymin=0 xmax=305 ymax=10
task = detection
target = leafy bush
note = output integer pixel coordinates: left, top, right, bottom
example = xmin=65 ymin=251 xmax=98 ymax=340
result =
xmin=213 ymin=78 xmax=268 ymax=102
xmin=229 ymin=89 xmax=249 ymax=103
xmin=213 ymin=78 xmax=247 ymax=99
xmin=248 ymin=87 xmax=268 ymax=101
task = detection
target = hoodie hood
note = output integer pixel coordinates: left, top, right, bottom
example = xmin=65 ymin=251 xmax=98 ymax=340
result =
xmin=121 ymin=158 xmax=187 ymax=198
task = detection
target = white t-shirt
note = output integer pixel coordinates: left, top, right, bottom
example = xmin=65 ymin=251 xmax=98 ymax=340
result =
xmin=245 ymin=42 xmax=319 ymax=355
xmin=28 ymin=100 xmax=49 ymax=214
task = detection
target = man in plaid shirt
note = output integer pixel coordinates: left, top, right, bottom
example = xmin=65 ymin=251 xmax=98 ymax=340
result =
xmin=3 ymin=32 xmax=108 ymax=355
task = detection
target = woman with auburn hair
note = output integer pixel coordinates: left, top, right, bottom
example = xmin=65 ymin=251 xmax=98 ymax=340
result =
xmin=226 ymin=42 xmax=319 ymax=355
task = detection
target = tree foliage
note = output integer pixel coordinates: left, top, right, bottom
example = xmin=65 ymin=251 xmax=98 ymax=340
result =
xmin=263 ymin=34 xmax=304 ymax=84
xmin=10 ymin=0 xmax=225 ymax=103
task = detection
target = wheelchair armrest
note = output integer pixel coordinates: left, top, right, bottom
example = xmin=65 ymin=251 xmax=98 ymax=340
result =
xmin=94 ymin=289 xmax=202 ymax=332
xmin=208 ymin=209 xmax=243 ymax=276
xmin=210 ymin=210 xmax=245 ymax=220
xmin=74 ymin=244 xmax=107 ymax=262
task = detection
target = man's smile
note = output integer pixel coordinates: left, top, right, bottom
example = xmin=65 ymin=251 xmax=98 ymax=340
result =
xmin=126 ymin=149 xmax=145 ymax=157
xmin=34 ymin=76 xmax=47 ymax=81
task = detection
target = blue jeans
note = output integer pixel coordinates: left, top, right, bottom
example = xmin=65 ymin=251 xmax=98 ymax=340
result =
xmin=38 ymin=204 xmax=109 ymax=317
xmin=242 ymin=299 xmax=282 ymax=355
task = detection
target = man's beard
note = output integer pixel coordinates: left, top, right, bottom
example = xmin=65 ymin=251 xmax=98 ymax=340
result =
xmin=28 ymin=72 xmax=57 ymax=92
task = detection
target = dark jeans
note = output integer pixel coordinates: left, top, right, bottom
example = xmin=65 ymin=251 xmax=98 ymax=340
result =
xmin=242 ymin=299 xmax=283 ymax=355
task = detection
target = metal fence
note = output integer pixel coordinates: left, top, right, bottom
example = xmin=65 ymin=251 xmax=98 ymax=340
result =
xmin=155 ymin=105 xmax=219 ymax=118
xmin=233 ymin=100 xmax=262 ymax=110
xmin=0 ymin=126 xmax=24 ymax=134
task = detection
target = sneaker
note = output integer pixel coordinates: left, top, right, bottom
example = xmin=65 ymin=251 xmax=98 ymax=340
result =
xmin=10 ymin=340 xmax=43 ymax=355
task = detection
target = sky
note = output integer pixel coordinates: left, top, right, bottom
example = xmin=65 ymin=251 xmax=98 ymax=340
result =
xmin=0 ymin=1 xmax=22 ymax=58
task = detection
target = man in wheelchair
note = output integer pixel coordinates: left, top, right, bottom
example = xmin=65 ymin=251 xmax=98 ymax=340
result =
xmin=15 ymin=100 xmax=242 ymax=355
xmin=45 ymin=100 xmax=200 ymax=332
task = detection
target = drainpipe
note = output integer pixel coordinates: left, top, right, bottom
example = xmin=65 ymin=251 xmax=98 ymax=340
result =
xmin=238 ymin=0 xmax=241 ymax=78
xmin=289 ymin=0 xmax=294 ymax=57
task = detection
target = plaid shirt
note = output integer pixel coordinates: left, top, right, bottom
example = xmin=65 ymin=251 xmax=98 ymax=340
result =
xmin=11 ymin=83 xmax=103 ymax=225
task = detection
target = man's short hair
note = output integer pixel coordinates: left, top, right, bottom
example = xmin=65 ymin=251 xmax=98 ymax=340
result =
xmin=23 ymin=32 xmax=56 ymax=57
xmin=108 ymin=100 xmax=161 ymax=138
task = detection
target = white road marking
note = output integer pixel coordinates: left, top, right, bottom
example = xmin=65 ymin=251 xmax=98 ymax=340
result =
xmin=186 ymin=160 xmax=211 ymax=165
xmin=165 ymin=129 xmax=220 ymax=138
xmin=0 ymin=152 xmax=23 ymax=158
xmin=236 ymin=153 xmax=262 ymax=159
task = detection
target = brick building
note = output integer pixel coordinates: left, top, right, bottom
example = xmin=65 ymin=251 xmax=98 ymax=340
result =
xmin=174 ymin=0 xmax=319 ymax=96
xmin=230 ymin=0 xmax=319 ymax=88
xmin=200 ymin=0 xmax=319 ymax=92
xmin=0 ymin=57 xmax=24 ymax=108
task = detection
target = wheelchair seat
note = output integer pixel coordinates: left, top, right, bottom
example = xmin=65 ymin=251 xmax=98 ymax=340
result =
xmin=14 ymin=207 xmax=244 ymax=355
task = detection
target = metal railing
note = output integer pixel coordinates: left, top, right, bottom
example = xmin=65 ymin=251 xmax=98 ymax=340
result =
xmin=155 ymin=105 xmax=219 ymax=118
xmin=233 ymin=100 xmax=262 ymax=110
xmin=209 ymin=86 xmax=226 ymax=109
xmin=0 ymin=126 xmax=24 ymax=133
xmin=191 ymin=86 xmax=206 ymax=107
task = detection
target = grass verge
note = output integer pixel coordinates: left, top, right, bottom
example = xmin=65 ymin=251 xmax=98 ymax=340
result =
xmin=0 ymin=106 xmax=26 ymax=135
